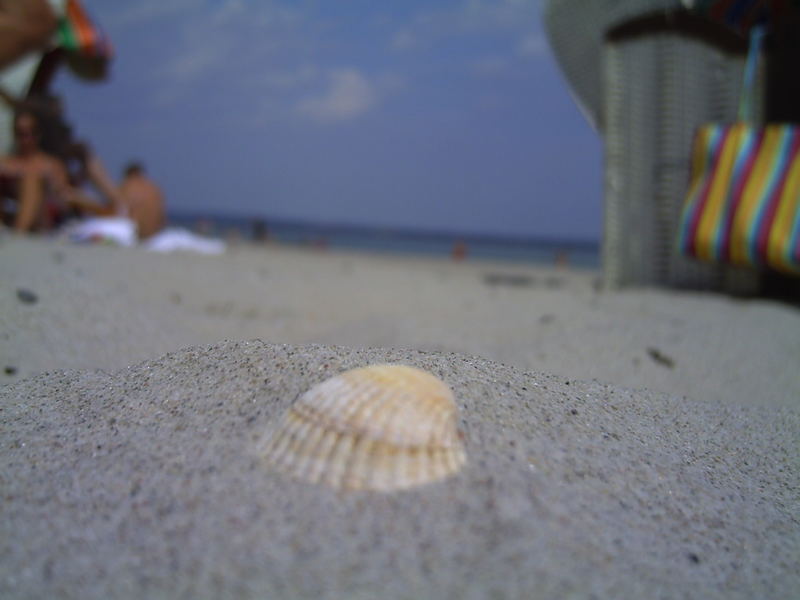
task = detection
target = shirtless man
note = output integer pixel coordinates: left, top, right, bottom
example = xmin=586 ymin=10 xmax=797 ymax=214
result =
xmin=118 ymin=162 xmax=165 ymax=239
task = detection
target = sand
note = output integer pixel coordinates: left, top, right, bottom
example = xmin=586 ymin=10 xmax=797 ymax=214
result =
xmin=1 ymin=235 xmax=799 ymax=598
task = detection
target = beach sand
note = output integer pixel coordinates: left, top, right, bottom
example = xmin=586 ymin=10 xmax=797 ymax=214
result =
xmin=1 ymin=235 xmax=799 ymax=598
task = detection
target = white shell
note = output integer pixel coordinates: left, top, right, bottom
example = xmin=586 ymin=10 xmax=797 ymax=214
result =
xmin=261 ymin=364 xmax=467 ymax=491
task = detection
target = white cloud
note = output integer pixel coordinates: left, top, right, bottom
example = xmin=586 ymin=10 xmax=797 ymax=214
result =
xmin=457 ymin=0 xmax=537 ymax=30
xmin=120 ymin=3 xmax=536 ymax=118
xmin=296 ymin=68 xmax=377 ymax=122
xmin=517 ymin=33 xmax=548 ymax=58
xmin=409 ymin=0 xmax=539 ymax=37
xmin=106 ymin=0 xmax=197 ymax=27
xmin=387 ymin=0 xmax=541 ymax=62
xmin=158 ymin=38 xmax=230 ymax=83
xmin=391 ymin=30 xmax=418 ymax=51
xmin=136 ymin=2 xmax=312 ymax=108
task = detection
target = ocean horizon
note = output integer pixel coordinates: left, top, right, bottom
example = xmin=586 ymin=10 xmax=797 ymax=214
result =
xmin=168 ymin=212 xmax=601 ymax=268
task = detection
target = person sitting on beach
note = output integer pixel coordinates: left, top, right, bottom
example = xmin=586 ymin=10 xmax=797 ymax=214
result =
xmin=0 ymin=109 xmax=91 ymax=231
xmin=0 ymin=87 xmax=125 ymax=212
xmin=117 ymin=162 xmax=165 ymax=239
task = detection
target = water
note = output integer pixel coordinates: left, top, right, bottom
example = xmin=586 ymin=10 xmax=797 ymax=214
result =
xmin=168 ymin=212 xmax=600 ymax=269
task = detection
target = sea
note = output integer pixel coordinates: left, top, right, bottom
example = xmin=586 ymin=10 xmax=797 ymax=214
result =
xmin=168 ymin=212 xmax=601 ymax=269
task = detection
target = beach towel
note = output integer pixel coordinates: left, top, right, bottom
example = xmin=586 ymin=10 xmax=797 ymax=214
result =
xmin=143 ymin=229 xmax=227 ymax=255
xmin=677 ymin=26 xmax=800 ymax=275
xmin=65 ymin=218 xmax=227 ymax=254
xmin=66 ymin=216 xmax=137 ymax=246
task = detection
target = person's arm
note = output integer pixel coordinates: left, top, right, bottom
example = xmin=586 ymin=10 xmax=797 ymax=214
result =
xmin=0 ymin=0 xmax=57 ymax=71
xmin=85 ymin=152 xmax=126 ymax=212
xmin=47 ymin=156 xmax=115 ymax=216
xmin=65 ymin=191 xmax=115 ymax=216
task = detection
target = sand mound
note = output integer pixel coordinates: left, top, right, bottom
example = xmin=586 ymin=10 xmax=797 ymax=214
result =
xmin=2 ymin=341 xmax=798 ymax=599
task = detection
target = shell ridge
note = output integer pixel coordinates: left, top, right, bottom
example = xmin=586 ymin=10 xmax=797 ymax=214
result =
xmin=365 ymin=387 xmax=413 ymax=445
xmin=321 ymin=431 xmax=355 ymax=489
xmin=341 ymin=433 xmax=374 ymax=490
xmin=320 ymin=374 xmax=384 ymax=432
xmin=292 ymin=378 xmax=372 ymax=437
xmin=284 ymin=417 xmax=329 ymax=481
xmin=426 ymin=402 xmax=459 ymax=447
xmin=264 ymin=408 xmax=310 ymax=466
xmin=310 ymin=378 xmax=412 ymax=445
xmin=281 ymin=410 xmax=321 ymax=473
xmin=299 ymin=427 xmax=341 ymax=484
xmin=344 ymin=383 xmax=395 ymax=438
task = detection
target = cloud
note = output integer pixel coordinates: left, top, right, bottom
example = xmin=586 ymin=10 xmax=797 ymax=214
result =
xmin=391 ymin=30 xmax=418 ymax=51
xmin=134 ymin=2 xmax=312 ymax=109
xmin=387 ymin=0 xmax=542 ymax=65
xmin=157 ymin=38 xmax=230 ymax=84
xmin=105 ymin=0 xmax=197 ymax=27
xmin=455 ymin=0 xmax=539 ymax=31
xmin=114 ymin=2 xmax=537 ymax=120
xmin=397 ymin=0 xmax=539 ymax=40
xmin=296 ymin=69 xmax=377 ymax=122
xmin=517 ymin=33 xmax=548 ymax=58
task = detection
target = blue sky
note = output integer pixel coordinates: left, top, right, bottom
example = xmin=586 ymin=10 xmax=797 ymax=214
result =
xmin=56 ymin=0 xmax=602 ymax=240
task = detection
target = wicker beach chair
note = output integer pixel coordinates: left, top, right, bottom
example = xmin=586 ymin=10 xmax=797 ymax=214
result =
xmin=603 ymin=14 xmax=761 ymax=290
xmin=543 ymin=0 xmax=675 ymax=132
xmin=544 ymin=1 xmax=761 ymax=291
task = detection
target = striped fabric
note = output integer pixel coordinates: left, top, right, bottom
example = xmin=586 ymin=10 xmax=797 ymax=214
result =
xmin=679 ymin=123 xmax=800 ymax=274
xmin=56 ymin=0 xmax=113 ymax=59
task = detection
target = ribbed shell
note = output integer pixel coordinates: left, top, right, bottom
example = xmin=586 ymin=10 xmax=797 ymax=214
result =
xmin=261 ymin=365 xmax=467 ymax=491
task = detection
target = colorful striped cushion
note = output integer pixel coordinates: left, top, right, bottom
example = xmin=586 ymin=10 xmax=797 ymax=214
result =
xmin=56 ymin=0 xmax=113 ymax=59
xmin=678 ymin=123 xmax=800 ymax=275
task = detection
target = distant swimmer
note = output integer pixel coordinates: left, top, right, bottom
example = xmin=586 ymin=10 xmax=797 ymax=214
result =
xmin=118 ymin=161 xmax=165 ymax=239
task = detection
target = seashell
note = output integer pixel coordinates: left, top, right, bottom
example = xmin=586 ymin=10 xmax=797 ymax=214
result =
xmin=261 ymin=364 xmax=467 ymax=491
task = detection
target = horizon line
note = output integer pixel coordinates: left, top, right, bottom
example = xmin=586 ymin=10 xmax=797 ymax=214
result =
xmin=166 ymin=209 xmax=600 ymax=247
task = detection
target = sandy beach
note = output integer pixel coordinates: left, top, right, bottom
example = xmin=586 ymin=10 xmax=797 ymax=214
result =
xmin=1 ymin=234 xmax=799 ymax=598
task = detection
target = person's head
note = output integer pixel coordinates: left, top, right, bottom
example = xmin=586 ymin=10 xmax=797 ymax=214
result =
xmin=13 ymin=110 xmax=41 ymax=155
xmin=123 ymin=161 xmax=144 ymax=178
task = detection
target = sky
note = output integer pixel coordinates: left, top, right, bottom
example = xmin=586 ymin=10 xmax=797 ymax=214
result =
xmin=55 ymin=0 xmax=602 ymax=241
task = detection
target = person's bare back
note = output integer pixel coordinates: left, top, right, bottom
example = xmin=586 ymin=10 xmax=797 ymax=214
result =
xmin=118 ymin=162 xmax=165 ymax=239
